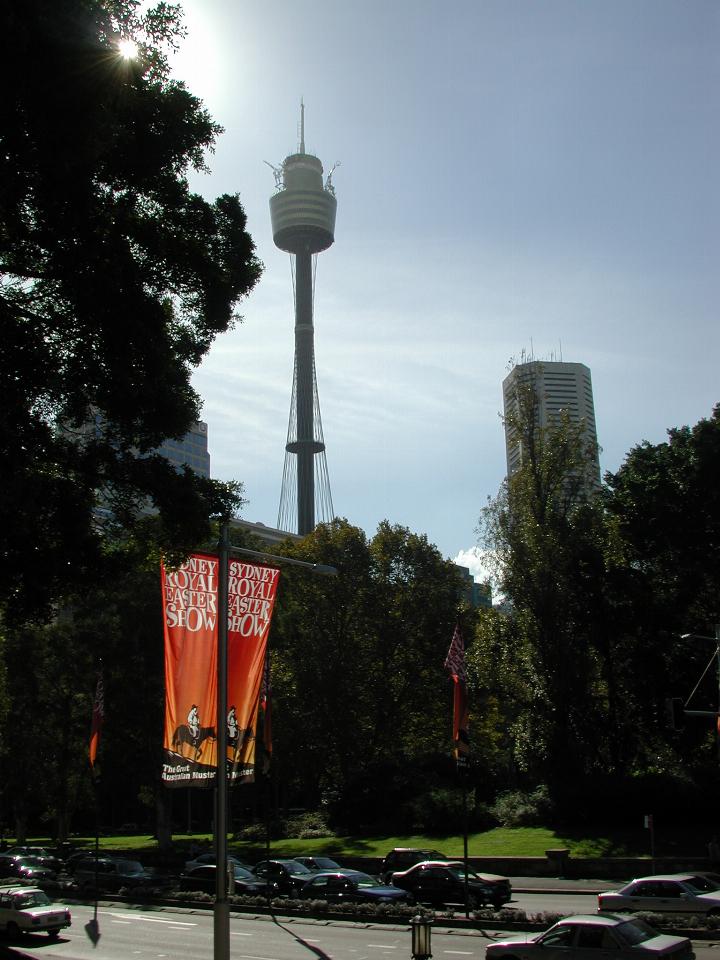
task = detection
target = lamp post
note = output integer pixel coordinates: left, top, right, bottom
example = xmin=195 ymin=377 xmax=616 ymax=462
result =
xmin=214 ymin=521 xmax=338 ymax=960
xmin=410 ymin=915 xmax=432 ymax=960
xmin=679 ymin=625 xmax=720 ymax=759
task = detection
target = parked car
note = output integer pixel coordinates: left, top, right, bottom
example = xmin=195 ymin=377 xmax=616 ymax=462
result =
xmin=61 ymin=852 xmax=97 ymax=876
xmin=486 ymin=914 xmax=694 ymax=960
xmin=379 ymin=848 xmax=448 ymax=883
xmin=598 ymin=874 xmax=720 ymax=915
xmin=179 ymin=864 xmax=275 ymax=896
xmin=0 ymin=885 xmax=72 ymax=939
xmin=299 ymin=870 xmax=415 ymax=905
xmin=390 ymin=860 xmax=512 ymax=909
xmin=251 ymin=859 xmax=314 ymax=895
xmin=0 ymin=847 xmax=62 ymax=875
xmin=74 ymin=857 xmax=165 ymax=895
xmin=184 ymin=852 xmax=251 ymax=872
xmin=7 ymin=857 xmax=56 ymax=882
xmin=293 ymin=856 xmax=344 ymax=872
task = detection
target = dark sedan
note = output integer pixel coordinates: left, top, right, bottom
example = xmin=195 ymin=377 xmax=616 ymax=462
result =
xmin=0 ymin=846 xmax=62 ymax=874
xmin=252 ymin=859 xmax=314 ymax=895
xmin=294 ymin=856 xmax=344 ymax=872
xmin=179 ymin=864 xmax=274 ymax=895
xmin=8 ymin=856 xmax=57 ymax=882
xmin=391 ymin=860 xmax=512 ymax=909
xmin=299 ymin=871 xmax=415 ymax=905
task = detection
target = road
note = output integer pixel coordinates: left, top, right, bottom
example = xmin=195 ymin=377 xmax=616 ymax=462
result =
xmin=6 ymin=902 xmax=720 ymax=960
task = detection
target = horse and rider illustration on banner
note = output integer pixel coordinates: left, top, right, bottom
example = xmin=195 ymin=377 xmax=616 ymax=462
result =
xmin=160 ymin=552 xmax=280 ymax=788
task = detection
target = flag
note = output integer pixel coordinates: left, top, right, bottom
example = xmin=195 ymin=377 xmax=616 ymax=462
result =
xmin=445 ymin=626 xmax=469 ymax=765
xmin=161 ymin=553 xmax=280 ymax=787
xmin=89 ymin=667 xmax=104 ymax=773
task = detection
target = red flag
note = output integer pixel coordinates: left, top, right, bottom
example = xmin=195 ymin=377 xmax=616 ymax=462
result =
xmin=445 ymin=626 xmax=469 ymax=764
xmin=89 ymin=668 xmax=104 ymax=771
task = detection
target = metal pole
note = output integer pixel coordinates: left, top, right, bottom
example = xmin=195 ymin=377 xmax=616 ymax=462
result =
xmin=716 ymin=624 xmax=720 ymax=763
xmin=462 ymin=780 xmax=469 ymax=917
xmin=214 ymin=522 xmax=230 ymax=960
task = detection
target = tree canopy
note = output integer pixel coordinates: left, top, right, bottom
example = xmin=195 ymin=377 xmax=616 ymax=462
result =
xmin=0 ymin=0 xmax=260 ymax=622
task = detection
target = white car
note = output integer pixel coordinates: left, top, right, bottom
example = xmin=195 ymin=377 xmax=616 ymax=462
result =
xmin=486 ymin=914 xmax=694 ymax=960
xmin=598 ymin=874 xmax=720 ymax=914
xmin=0 ymin=885 xmax=72 ymax=939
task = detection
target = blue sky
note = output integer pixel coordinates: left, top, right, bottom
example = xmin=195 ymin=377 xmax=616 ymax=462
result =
xmin=169 ymin=0 xmax=719 ymax=580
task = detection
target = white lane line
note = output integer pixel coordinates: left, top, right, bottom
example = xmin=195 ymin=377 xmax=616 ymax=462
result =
xmin=443 ymin=951 xmax=475 ymax=955
xmin=231 ymin=931 xmax=253 ymax=936
xmin=236 ymin=955 xmax=281 ymax=960
xmin=111 ymin=919 xmax=132 ymax=924
xmin=366 ymin=946 xmax=398 ymax=950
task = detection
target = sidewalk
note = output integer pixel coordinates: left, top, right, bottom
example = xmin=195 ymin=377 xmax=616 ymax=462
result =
xmin=509 ymin=875 xmax=619 ymax=894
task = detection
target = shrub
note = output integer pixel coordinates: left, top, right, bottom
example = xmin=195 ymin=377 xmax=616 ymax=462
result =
xmin=490 ymin=785 xmax=553 ymax=827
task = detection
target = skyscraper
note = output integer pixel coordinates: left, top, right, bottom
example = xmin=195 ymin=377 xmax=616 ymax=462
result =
xmin=158 ymin=421 xmax=210 ymax=478
xmin=502 ymin=360 xmax=601 ymax=488
xmin=269 ymin=104 xmax=336 ymax=536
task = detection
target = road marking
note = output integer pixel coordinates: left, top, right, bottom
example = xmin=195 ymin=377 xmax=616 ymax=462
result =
xmin=231 ymin=931 xmax=253 ymax=936
xmin=236 ymin=955 xmax=281 ymax=960
xmin=366 ymin=946 xmax=398 ymax=950
xmin=111 ymin=914 xmax=197 ymax=927
xmin=443 ymin=951 xmax=475 ymax=955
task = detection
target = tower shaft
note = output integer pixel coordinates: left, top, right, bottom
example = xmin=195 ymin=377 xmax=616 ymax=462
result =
xmin=294 ymin=249 xmax=316 ymax=534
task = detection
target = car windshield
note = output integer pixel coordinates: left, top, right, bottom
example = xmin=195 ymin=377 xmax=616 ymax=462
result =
xmin=13 ymin=891 xmax=51 ymax=908
xmin=314 ymin=858 xmax=340 ymax=869
xmin=350 ymin=873 xmax=379 ymax=887
xmin=233 ymin=867 xmax=255 ymax=880
xmin=446 ymin=866 xmax=484 ymax=882
xmin=284 ymin=862 xmax=311 ymax=875
xmin=117 ymin=860 xmax=144 ymax=874
xmin=685 ymin=875 xmax=720 ymax=893
xmin=614 ymin=919 xmax=659 ymax=945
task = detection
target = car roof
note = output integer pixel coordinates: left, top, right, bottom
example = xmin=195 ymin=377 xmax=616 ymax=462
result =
xmin=629 ymin=873 xmax=706 ymax=882
xmin=0 ymin=885 xmax=44 ymax=894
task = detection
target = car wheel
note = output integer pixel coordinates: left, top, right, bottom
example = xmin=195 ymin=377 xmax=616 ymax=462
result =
xmin=47 ymin=929 xmax=60 ymax=939
xmin=492 ymin=897 xmax=505 ymax=910
xmin=6 ymin=922 xmax=21 ymax=940
xmin=467 ymin=894 xmax=479 ymax=910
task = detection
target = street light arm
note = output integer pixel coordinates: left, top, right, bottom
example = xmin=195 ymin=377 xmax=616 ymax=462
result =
xmin=228 ymin=543 xmax=338 ymax=576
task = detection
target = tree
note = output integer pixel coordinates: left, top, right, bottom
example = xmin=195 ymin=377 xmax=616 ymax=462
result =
xmin=605 ymin=404 xmax=720 ymax=632
xmin=478 ymin=372 xmax=614 ymax=796
xmin=266 ymin=519 xmax=468 ymax=830
xmin=0 ymin=0 xmax=260 ymax=623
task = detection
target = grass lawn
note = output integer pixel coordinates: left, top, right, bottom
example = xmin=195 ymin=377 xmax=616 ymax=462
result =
xmin=25 ymin=826 xmax=669 ymax=860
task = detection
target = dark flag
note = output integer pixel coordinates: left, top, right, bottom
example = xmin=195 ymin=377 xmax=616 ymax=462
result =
xmin=89 ymin=667 xmax=104 ymax=774
xmin=444 ymin=626 xmax=469 ymax=766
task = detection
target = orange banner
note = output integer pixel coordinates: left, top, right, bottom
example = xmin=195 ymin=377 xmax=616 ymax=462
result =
xmin=161 ymin=553 xmax=280 ymax=787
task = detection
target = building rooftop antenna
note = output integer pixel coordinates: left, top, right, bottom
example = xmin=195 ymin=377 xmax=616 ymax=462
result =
xmin=299 ymin=98 xmax=305 ymax=154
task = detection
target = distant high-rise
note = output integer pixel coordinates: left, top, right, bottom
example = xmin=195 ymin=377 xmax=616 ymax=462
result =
xmin=269 ymin=103 xmax=336 ymax=536
xmin=502 ymin=360 xmax=601 ymax=488
xmin=158 ymin=421 xmax=210 ymax=478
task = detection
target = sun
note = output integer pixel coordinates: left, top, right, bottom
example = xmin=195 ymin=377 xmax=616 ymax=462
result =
xmin=117 ymin=38 xmax=138 ymax=60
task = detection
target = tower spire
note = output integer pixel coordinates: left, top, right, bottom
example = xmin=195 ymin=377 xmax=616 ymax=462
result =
xmin=269 ymin=107 xmax=337 ymax=536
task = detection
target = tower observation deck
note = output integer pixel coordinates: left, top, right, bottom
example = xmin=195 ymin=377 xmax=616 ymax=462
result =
xmin=269 ymin=104 xmax=337 ymax=536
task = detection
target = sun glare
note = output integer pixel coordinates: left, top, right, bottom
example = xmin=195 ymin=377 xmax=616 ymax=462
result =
xmin=118 ymin=38 xmax=138 ymax=60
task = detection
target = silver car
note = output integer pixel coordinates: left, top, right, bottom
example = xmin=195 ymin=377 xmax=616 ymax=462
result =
xmin=486 ymin=914 xmax=694 ymax=960
xmin=598 ymin=873 xmax=720 ymax=915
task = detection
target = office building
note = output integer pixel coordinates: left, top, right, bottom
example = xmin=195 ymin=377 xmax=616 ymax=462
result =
xmin=502 ymin=360 xmax=601 ymax=489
